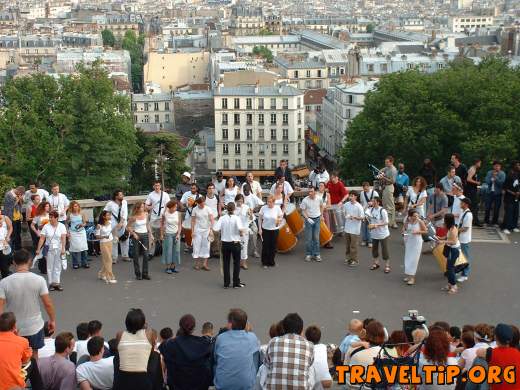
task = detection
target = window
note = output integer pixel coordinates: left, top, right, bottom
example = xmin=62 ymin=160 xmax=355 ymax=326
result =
xmin=235 ymin=159 xmax=241 ymax=169
xmin=258 ymin=128 xmax=264 ymax=139
xmin=283 ymin=144 xmax=289 ymax=155
xmin=348 ymin=95 xmax=353 ymax=104
xmin=270 ymin=98 xmax=276 ymax=109
xmin=298 ymin=128 xmax=302 ymax=139
xmin=258 ymin=98 xmax=264 ymax=109
xmin=222 ymin=128 xmax=228 ymax=140
xmin=234 ymin=128 xmax=240 ymax=140
xmin=270 ymin=113 xmax=277 ymax=125
xmin=298 ymin=143 xmax=302 ymax=154
xmin=247 ymin=159 xmax=253 ymax=169
xmin=155 ymin=114 xmax=160 ymax=123
xmin=316 ymin=106 xmax=321 ymax=112
xmin=283 ymin=128 xmax=289 ymax=140
xmin=346 ymin=109 xmax=351 ymax=118
xmin=154 ymin=102 xmax=159 ymax=111
xmin=258 ymin=113 xmax=264 ymax=125
xmin=271 ymin=128 xmax=277 ymax=140
xmin=294 ymin=70 xmax=299 ymax=79
xmin=246 ymin=113 xmax=253 ymax=125
xmin=165 ymin=114 xmax=170 ymax=123
xmin=271 ymin=160 xmax=277 ymax=169
xmin=283 ymin=98 xmax=288 ymax=109
xmin=234 ymin=113 xmax=240 ymax=125
xmin=144 ymin=114 xmax=149 ymax=123
xmin=368 ymin=64 xmax=374 ymax=72
xmin=407 ymin=63 xmax=414 ymax=70
xmin=134 ymin=115 xmax=137 ymax=122
xmin=316 ymin=80 xmax=322 ymax=88
xmin=144 ymin=103 xmax=149 ymax=111
xmin=223 ymin=159 xmax=229 ymax=169
xmin=246 ymin=98 xmax=252 ymax=109
xmin=223 ymin=144 xmax=229 ymax=154
xmin=247 ymin=143 xmax=253 ymax=154
xmin=317 ymin=69 xmax=322 ymax=77
xmin=271 ymin=143 xmax=277 ymax=154
xmin=297 ymin=112 xmax=302 ymax=125
xmin=234 ymin=144 xmax=241 ymax=154
xmin=259 ymin=144 xmax=265 ymax=155
xmin=222 ymin=113 xmax=228 ymax=125
xmin=132 ymin=103 xmax=137 ymax=111
xmin=381 ymin=63 xmax=388 ymax=73
xmin=259 ymin=159 xmax=265 ymax=169
xmin=305 ymin=80 xmax=311 ymax=88
xmin=234 ymin=98 xmax=240 ymax=109
xmin=222 ymin=98 xmax=228 ymax=109
xmin=305 ymin=105 xmax=311 ymax=112
xmin=164 ymin=102 xmax=170 ymax=110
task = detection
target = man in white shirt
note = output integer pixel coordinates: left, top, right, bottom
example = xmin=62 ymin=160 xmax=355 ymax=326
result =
xmin=242 ymin=184 xmax=263 ymax=259
xmin=359 ymin=182 xmax=379 ymax=247
xmin=368 ymin=197 xmax=391 ymax=273
xmin=206 ymin=183 xmax=221 ymax=258
xmin=457 ymin=198 xmax=473 ymax=283
xmin=38 ymin=321 xmax=56 ymax=359
xmin=241 ymin=172 xmax=262 ymax=198
xmin=212 ymin=202 xmax=247 ymax=289
xmin=344 ymin=191 xmax=365 ymax=267
xmin=213 ymin=172 xmax=226 ymax=197
xmin=270 ymin=176 xmax=294 ymax=198
xmin=451 ymin=184 xmax=465 ymax=225
xmin=76 ymin=336 xmax=114 ymax=390
xmin=308 ymin=167 xmax=330 ymax=188
xmin=191 ymin=196 xmax=214 ymax=271
xmin=104 ymin=190 xmax=130 ymax=262
xmin=48 ymin=183 xmax=70 ymax=223
xmin=145 ymin=181 xmax=170 ymax=257
xmin=23 ymin=182 xmax=49 ymax=212
xmin=300 ymin=187 xmax=324 ymax=262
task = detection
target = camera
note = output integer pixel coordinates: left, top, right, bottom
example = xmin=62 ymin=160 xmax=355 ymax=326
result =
xmin=402 ymin=310 xmax=427 ymax=342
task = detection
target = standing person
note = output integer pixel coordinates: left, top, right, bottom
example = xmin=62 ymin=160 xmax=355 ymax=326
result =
xmin=457 ymin=198 xmax=473 ymax=283
xmin=127 ymin=202 xmax=153 ymax=280
xmin=213 ymin=202 xmax=247 ymax=289
xmin=213 ymin=309 xmax=260 ymax=389
xmin=0 ymin=249 xmax=56 ymax=359
xmin=270 ymin=175 xmax=294 ymax=198
xmin=206 ymin=183 xmax=221 ymax=258
xmin=35 ymin=211 xmax=67 ymax=291
xmin=343 ymin=191 xmax=365 ymax=267
xmin=104 ymin=190 xmax=130 ymax=263
xmin=451 ymin=185 xmax=466 ymax=225
xmin=300 ymin=187 xmax=324 ymax=262
xmin=272 ymin=182 xmax=288 ymax=211
xmin=31 ymin=201 xmax=50 ymax=273
xmin=405 ymin=177 xmax=428 ymax=218
xmin=234 ymin=195 xmax=252 ymax=270
xmin=451 ymin=153 xmax=468 ymax=188
xmin=0 ymin=210 xmax=13 ymax=278
xmin=465 ymin=159 xmax=482 ymax=226
xmin=440 ymin=166 xmax=463 ymax=208
xmin=426 ymin=184 xmax=449 ymax=239
xmin=309 ymin=166 xmax=330 ymax=188
xmin=67 ymin=201 xmax=89 ymax=270
xmin=2 ymin=186 xmax=24 ymax=250
xmin=213 ymin=171 xmax=226 ymax=197
xmin=176 ymin=172 xmax=192 ymax=200
xmin=274 ymin=159 xmax=294 ymax=188
xmin=48 ymin=183 xmax=70 ymax=224
xmin=484 ymin=161 xmax=506 ymax=227
xmin=326 ymin=172 xmax=349 ymax=247
xmin=377 ymin=156 xmax=398 ymax=229
xmin=317 ymin=181 xmax=332 ymax=234
xmin=502 ymin=161 xmax=520 ymax=234
xmin=25 ymin=194 xmax=41 ymax=251
xmin=359 ymin=182 xmax=378 ymax=247
xmin=368 ymin=197 xmax=391 ymax=273
xmin=160 ymin=200 xmax=181 ymax=274
xmin=180 ymin=183 xmax=200 ymax=252
xmin=419 ymin=158 xmax=437 ymax=190
xmin=222 ymin=177 xmax=241 ymax=207
xmin=38 ymin=332 xmax=76 ymax=390
xmin=242 ymin=183 xmax=263 ymax=259
xmin=191 ymin=196 xmax=214 ymax=271
xmin=241 ymin=172 xmax=263 ymax=198
xmin=95 ymin=211 xmax=117 ymax=284
xmin=258 ymin=195 xmax=283 ymax=268
xmin=402 ymin=209 xmax=427 ymax=286
xmin=23 ymin=182 xmax=49 ymax=213
xmin=145 ymin=181 xmax=170 ymax=257
xmin=438 ymin=213 xmax=460 ymax=295
xmin=395 ymin=163 xmax=410 ymax=213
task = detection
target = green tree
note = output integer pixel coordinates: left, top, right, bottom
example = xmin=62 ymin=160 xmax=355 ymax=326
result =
xmin=101 ymin=29 xmax=116 ymax=47
xmin=252 ymin=45 xmax=273 ymax=62
xmin=122 ymin=30 xmax=145 ymax=92
xmin=259 ymin=27 xmax=273 ymax=36
xmin=366 ymin=23 xmax=376 ymax=33
xmin=338 ymin=56 xmax=520 ymax=183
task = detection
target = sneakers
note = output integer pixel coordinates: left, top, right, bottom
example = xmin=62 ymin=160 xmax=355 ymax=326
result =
xmin=344 ymin=258 xmax=350 ymax=264
xmin=253 ymin=251 xmax=260 ymax=258
xmin=360 ymin=242 xmax=367 ymax=247
xmin=457 ymin=276 xmax=468 ymax=283
xmin=233 ymin=282 xmax=246 ymax=288
xmin=108 ymin=279 xmax=117 ymax=284
xmin=503 ymin=229 xmax=511 ymax=235
xmin=349 ymin=261 xmax=359 ymax=267
xmin=514 ymin=228 xmax=520 ymax=233
xmin=305 ymin=255 xmax=312 ymax=262
xmin=315 ymin=255 xmax=322 ymax=262
xmin=368 ymin=243 xmax=373 ymax=248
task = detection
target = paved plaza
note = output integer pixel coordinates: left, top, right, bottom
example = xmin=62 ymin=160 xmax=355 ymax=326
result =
xmin=48 ymin=228 xmax=520 ymax=344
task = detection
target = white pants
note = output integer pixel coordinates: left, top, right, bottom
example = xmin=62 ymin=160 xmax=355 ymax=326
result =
xmin=111 ymin=234 xmax=129 ymax=259
xmin=192 ymin=229 xmax=210 ymax=259
xmin=249 ymin=223 xmax=259 ymax=255
xmin=46 ymin=249 xmax=62 ymax=285
xmin=241 ymin=233 xmax=249 ymax=260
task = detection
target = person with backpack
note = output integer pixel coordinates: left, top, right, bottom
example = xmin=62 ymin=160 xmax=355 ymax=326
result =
xmin=368 ymin=197 xmax=391 ymax=274
xmin=145 ymin=181 xmax=170 ymax=258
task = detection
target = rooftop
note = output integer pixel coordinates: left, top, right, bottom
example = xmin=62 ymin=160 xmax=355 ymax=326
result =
xmin=214 ymin=84 xmax=303 ymax=97
xmin=274 ymin=56 xmax=325 ymax=69
xmin=132 ymin=92 xmax=172 ymax=102
xmin=232 ymin=35 xmax=300 ymax=45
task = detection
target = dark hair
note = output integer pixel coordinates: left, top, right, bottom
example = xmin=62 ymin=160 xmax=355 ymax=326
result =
xmin=97 ymin=210 xmax=111 ymax=225
xmin=108 ymin=338 xmax=119 ymax=354
xmin=234 ymin=194 xmax=244 ymax=202
xmin=269 ymin=322 xmax=283 ymax=338
xmin=166 ymin=200 xmax=177 ymax=209
xmin=407 ymin=208 xmax=419 ymax=218
xmin=76 ymin=322 xmax=89 ymax=340
xmin=474 ymin=323 xmax=493 ymax=342
xmin=226 ymin=202 xmax=236 ymax=214
xmin=44 ymin=321 xmax=54 ymax=337
xmin=282 ymin=313 xmax=304 ymax=335
xmin=195 ymin=195 xmax=206 ymax=205
xmin=242 ymin=183 xmax=252 ymax=195
xmin=0 ymin=312 xmax=16 ymax=331
xmin=447 ymin=165 xmax=456 ymax=173
xmin=444 ymin=213 xmax=456 ymax=229
xmin=462 ymin=324 xmax=475 ymax=333
xmin=435 ymin=182 xmax=444 ymax=191
xmin=452 ymin=153 xmax=461 ymax=162
xmin=461 ymin=332 xmax=475 ymax=348
xmin=424 ymin=329 xmax=450 ymax=364
xmin=305 ymin=325 xmax=322 ymax=344
xmin=207 ymin=183 xmax=215 ymax=189
xmin=432 ymin=321 xmax=450 ymax=333
xmin=372 ymin=197 xmax=381 ymax=205
xmin=112 ymin=189 xmax=123 ymax=201
xmin=363 ymin=318 xmax=376 ymax=328
xmin=31 ymin=194 xmax=40 ymax=201
xmin=492 ymin=160 xmax=501 ymax=166
xmin=191 ymin=183 xmax=199 ymax=191
xmin=87 ymin=336 xmax=105 ymax=356
xmin=228 ymin=309 xmax=248 ymax=330
xmin=385 ymin=156 xmax=394 ymax=163
xmin=13 ymin=249 xmax=31 ymax=265
xmin=202 ymin=322 xmax=213 ymax=334
xmin=449 ymin=326 xmax=461 ymax=340
xmin=160 ymin=327 xmax=173 ymax=340
xmin=350 ymin=190 xmax=359 ymax=199
xmin=388 ymin=330 xmax=408 ymax=346
xmin=125 ymin=308 xmax=146 ymax=334
xmin=179 ymin=314 xmax=196 ymax=336
xmin=55 ymin=332 xmax=74 ymax=354
xmin=511 ymin=325 xmax=519 ymax=349
xmin=88 ymin=320 xmax=103 ymax=336
xmin=461 ymin=198 xmax=471 ymax=207
xmin=51 ymin=183 xmax=59 ymax=188
xmin=49 ymin=210 xmax=59 ymax=219
xmin=365 ymin=321 xmax=386 ymax=346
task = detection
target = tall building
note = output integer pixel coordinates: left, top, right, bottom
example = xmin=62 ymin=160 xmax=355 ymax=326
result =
xmin=213 ymin=84 xmax=305 ymax=174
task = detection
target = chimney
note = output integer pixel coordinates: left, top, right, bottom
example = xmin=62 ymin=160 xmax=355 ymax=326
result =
xmin=255 ymin=80 xmax=259 ymax=93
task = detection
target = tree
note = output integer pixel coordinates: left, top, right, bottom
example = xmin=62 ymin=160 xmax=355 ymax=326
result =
xmin=338 ymin=57 xmax=520 ymax=183
xmin=259 ymin=27 xmax=274 ymax=36
xmin=252 ymin=45 xmax=273 ymax=62
xmin=366 ymin=23 xmax=376 ymax=33
xmin=122 ymin=30 xmax=145 ymax=92
xmin=101 ymin=29 xmax=116 ymax=47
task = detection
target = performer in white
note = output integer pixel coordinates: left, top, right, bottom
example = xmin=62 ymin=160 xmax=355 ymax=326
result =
xmin=191 ymin=196 xmax=214 ymax=271
xmin=242 ymin=183 xmax=263 ymax=258
xmin=180 ymin=183 xmax=200 ymax=250
xmin=343 ymin=191 xmax=365 ymax=267
xmin=402 ymin=209 xmax=427 ymax=285
xmin=104 ymin=190 xmax=129 ymax=262
xmin=234 ymin=194 xmax=253 ymax=269
xmin=359 ymin=181 xmax=379 ymax=247
xmin=48 ymin=183 xmax=70 ymax=223
xmin=241 ymin=172 xmax=262 ymax=198
xmin=145 ymin=181 xmax=170 ymax=256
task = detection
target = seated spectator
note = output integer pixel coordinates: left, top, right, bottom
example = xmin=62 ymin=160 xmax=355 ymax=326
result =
xmin=159 ymin=313 xmax=213 ymax=390
xmin=213 ymin=309 xmax=260 ymax=390
xmin=0 ymin=312 xmax=33 ymax=390
xmin=345 ymin=321 xmax=396 ymax=369
xmin=76 ymin=336 xmax=114 ymax=390
xmin=419 ymin=329 xmax=457 ymax=390
xmin=338 ymin=319 xmax=364 ymax=360
xmin=305 ymin=325 xmax=333 ymax=389
xmin=74 ymin=322 xmax=90 ymax=364
xmin=458 ymin=331 xmax=476 ymax=373
xmin=201 ymin=321 xmax=214 ymax=343
xmin=450 ymin=326 xmax=462 ymax=349
xmin=39 ymin=321 xmax=56 ymax=359
xmin=511 ymin=326 xmax=519 ymax=350
xmin=260 ymin=321 xmax=283 ymax=360
xmin=387 ymin=330 xmax=409 ymax=357
xmin=38 ymin=331 xmax=76 ymax=390
xmin=159 ymin=327 xmax=173 ymax=347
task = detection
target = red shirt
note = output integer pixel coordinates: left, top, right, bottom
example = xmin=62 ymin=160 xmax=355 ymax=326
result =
xmin=327 ymin=180 xmax=348 ymax=205
xmin=489 ymin=346 xmax=520 ymax=390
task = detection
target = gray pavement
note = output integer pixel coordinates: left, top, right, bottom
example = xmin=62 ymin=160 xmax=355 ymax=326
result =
xmin=47 ymin=229 xmax=520 ymax=344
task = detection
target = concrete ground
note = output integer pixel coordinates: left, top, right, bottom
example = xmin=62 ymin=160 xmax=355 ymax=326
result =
xmin=44 ymin=226 xmax=520 ymax=345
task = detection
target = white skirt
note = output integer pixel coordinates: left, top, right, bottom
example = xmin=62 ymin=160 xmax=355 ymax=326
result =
xmin=69 ymin=230 xmax=88 ymax=252
xmin=192 ymin=229 xmax=210 ymax=259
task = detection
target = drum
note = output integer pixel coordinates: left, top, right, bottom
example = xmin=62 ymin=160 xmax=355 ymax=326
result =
xmin=183 ymin=228 xmax=193 ymax=247
xmin=329 ymin=204 xmax=345 ymax=234
xmin=319 ymin=219 xmax=333 ymax=247
xmin=285 ymin=203 xmax=304 ymax=235
xmin=432 ymin=244 xmax=468 ymax=273
xmin=421 ymin=217 xmax=437 ymax=242
xmin=276 ymin=221 xmax=297 ymax=253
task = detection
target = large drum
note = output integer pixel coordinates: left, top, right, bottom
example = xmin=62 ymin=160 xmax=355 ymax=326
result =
xmin=276 ymin=221 xmax=298 ymax=253
xmin=319 ymin=219 xmax=333 ymax=247
xmin=432 ymin=244 xmax=468 ymax=273
xmin=329 ymin=204 xmax=345 ymax=234
xmin=181 ymin=216 xmax=192 ymax=247
xmin=285 ymin=203 xmax=304 ymax=235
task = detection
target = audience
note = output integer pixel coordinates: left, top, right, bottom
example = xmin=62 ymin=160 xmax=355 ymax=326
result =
xmin=76 ymin=336 xmax=114 ymax=390
xmin=39 ymin=320 xmax=56 ymax=359
xmin=305 ymin=325 xmax=333 ymax=389
xmin=419 ymin=329 xmax=457 ymax=390
xmin=38 ymin=331 xmax=76 ymax=390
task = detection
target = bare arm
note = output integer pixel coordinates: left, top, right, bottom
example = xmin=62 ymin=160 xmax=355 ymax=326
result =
xmin=79 ymin=381 xmax=93 ymax=390
xmin=41 ymin=294 xmax=56 ymax=333
xmin=60 ymin=234 xmax=66 ymax=255
xmin=4 ymin=217 xmax=13 ymax=242
xmin=35 ymin=234 xmax=46 ymax=254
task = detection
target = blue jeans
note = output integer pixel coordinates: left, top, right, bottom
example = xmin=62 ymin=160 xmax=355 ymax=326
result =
xmin=503 ymin=201 xmax=519 ymax=230
xmin=161 ymin=233 xmax=181 ymax=266
xmin=71 ymin=251 xmax=88 ymax=267
xmin=361 ymin=221 xmax=372 ymax=243
xmin=446 ymin=247 xmax=459 ymax=286
xmin=460 ymin=243 xmax=470 ymax=277
xmin=485 ymin=192 xmax=502 ymax=224
xmin=305 ymin=217 xmax=320 ymax=256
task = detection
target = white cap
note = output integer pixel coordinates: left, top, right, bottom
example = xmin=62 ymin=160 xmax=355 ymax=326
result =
xmin=182 ymin=172 xmax=191 ymax=179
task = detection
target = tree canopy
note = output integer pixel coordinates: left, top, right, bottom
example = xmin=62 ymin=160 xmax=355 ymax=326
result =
xmin=101 ymin=29 xmax=116 ymax=47
xmin=339 ymin=57 xmax=520 ymax=183
xmin=122 ymin=30 xmax=145 ymax=92
xmin=252 ymin=45 xmax=273 ymax=62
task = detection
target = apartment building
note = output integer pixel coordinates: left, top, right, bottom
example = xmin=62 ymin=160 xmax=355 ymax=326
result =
xmin=449 ymin=16 xmax=494 ymax=33
xmin=274 ymin=56 xmax=330 ymax=90
xmin=213 ymin=84 xmax=305 ymax=173
xmin=132 ymin=92 xmax=174 ymax=132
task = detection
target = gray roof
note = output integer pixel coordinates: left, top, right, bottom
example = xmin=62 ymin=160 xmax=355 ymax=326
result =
xmin=455 ymin=35 xmax=498 ymax=46
xmin=396 ymin=44 xmax=425 ymax=54
xmin=274 ymin=56 xmax=325 ymax=69
xmin=132 ymin=93 xmax=172 ymax=102
xmin=214 ymin=85 xmax=303 ymax=97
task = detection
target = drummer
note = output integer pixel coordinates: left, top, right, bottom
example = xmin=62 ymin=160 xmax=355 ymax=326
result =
xmin=180 ymin=183 xmax=200 ymax=251
xmin=325 ymin=172 xmax=349 ymax=248
xmin=241 ymin=172 xmax=262 ymax=198
xmin=234 ymin=194 xmax=253 ymax=269
xmin=258 ymin=195 xmax=284 ymax=268
xmin=300 ymin=187 xmax=324 ymax=262
xmin=272 ymin=182 xmax=288 ymax=212
xmin=270 ymin=175 xmax=294 ymax=199
xmin=317 ymin=181 xmax=332 ymax=232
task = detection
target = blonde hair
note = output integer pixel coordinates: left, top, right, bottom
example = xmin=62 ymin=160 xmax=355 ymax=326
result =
xmin=132 ymin=201 xmax=145 ymax=215
xmin=68 ymin=200 xmax=81 ymax=214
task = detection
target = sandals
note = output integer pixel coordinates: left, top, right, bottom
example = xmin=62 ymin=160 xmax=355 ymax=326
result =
xmin=370 ymin=263 xmax=380 ymax=271
xmin=384 ymin=265 xmax=391 ymax=274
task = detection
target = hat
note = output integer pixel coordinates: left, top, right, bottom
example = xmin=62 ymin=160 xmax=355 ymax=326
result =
xmin=494 ymin=323 xmax=513 ymax=344
xmin=182 ymin=172 xmax=191 ymax=179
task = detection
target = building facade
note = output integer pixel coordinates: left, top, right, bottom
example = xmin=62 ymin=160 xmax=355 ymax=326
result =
xmin=449 ymin=16 xmax=494 ymax=32
xmin=132 ymin=92 xmax=174 ymax=132
xmin=274 ymin=56 xmax=330 ymax=90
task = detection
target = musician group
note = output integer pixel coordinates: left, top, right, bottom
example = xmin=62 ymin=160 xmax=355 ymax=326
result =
xmin=148 ymin=157 xmax=472 ymax=294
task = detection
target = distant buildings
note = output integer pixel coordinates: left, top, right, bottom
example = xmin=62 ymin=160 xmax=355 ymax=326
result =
xmin=132 ymin=92 xmax=174 ymax=132
xmin=448 ymin=16 xmax=494 ymax=33
xmin=275 ymin=56 xmax=330 ymax=90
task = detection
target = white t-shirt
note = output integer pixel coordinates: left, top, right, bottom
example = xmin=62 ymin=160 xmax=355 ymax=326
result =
xmin=368 ymin=206 xmax=390 ymax=240
xmin=344 ymin=201 xmax=364 ymax=235
xmin=41 ymin=223 xmax=67 ymax=250
xmin=244 ymin=193 xmax=264 ymax=211
xmin=24 ymin=188 xmax=49 ymax=208
xmin=458 ymin=210 xmax=473 ymax=244
xmin=460 ymin=347 xmax=477 ymax=372
xmin=39 ymin=337 xmax=56 ymax=359
xmin=312 ymin=343 xmax=332 ymax=385
xmin=300 ymin=196 xmax=323 ymax=218
xmin=145 ymin=191 xmax=170 ymax=221
xmin=76 ymin=356 xmax=115 ymax=390
xmin=452 ymin=195 xmax=465 ymax=224
xmin=163 ymin=210 xmax=180 ymax=235
xmin=241 ymin=180 xmax=262 ymax=196
xmin=213 ymin=179 xmax=226 ymax=195
xmin=406 ymin=187 xmax=428 ymax=217
xmin=213 ymin=214 xmax=244 ymax=242
xmin=48 ymin=193 xmax=70 ymax=221
xmin=270 ymin=182 xmax=294 ymax=197
xmin=75 ymin=339 xmax=89 ymax=361
xmin=104 ymin=200 xmax=128 ymax=226
xmin=205 ymin=195 xmax=219 ymax=218
xmin=234 ymin=204 xmax=251 ymax=227
xmin=360 ymin=190 xmax=378 ymax=209
xmin=223 ymin=186 xmax=240 ymax=206
xmin=259 ymin=205 xmax=283 ymax=230
xmin=192 ymin=205 xmax=213 ymax=231
xmin=95 ymin=223 xmax=113 ymax=243
xmin=309 ymin=171 xmax=330 ymax=188
xmin=0 ymin=272 xmax=48 ymax=336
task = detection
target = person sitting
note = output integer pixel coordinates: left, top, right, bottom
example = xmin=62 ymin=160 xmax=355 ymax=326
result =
xmin=38 ymin=321 xmax=56 ymax=359
xmin=419 ymin=329 xmax=457 ymax=390
xmin=201 ymin=322 xmax=214 ymax=343
xmin=38 ymin=331 xmax=76 ymax=390
xmin=76 ymin=336 xmax=115 ymax=390
xmin=338 ymin=319 xmax=364 ymax=361
xmin=74 ymin=322 xmax=89 ymax=364
xmin=305 ymin=325 xmax=333 ymax=389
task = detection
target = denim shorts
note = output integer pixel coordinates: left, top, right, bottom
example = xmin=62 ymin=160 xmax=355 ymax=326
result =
xmin=24 ymin=327 xmax=45 ymax=350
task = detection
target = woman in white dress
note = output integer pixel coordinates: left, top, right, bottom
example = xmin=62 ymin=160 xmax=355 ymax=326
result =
xmin=402 ymin=209 xmax=427 ymax=285
xmin=405 ymin=176 xmax=428 ymax=218
xmin=234 ymin=194 xmax=253 ymax=270
xmin=67 ymin=201 xmax=89 ymax=269
xmin=222 ymin=177 xmax=240 ymax=207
